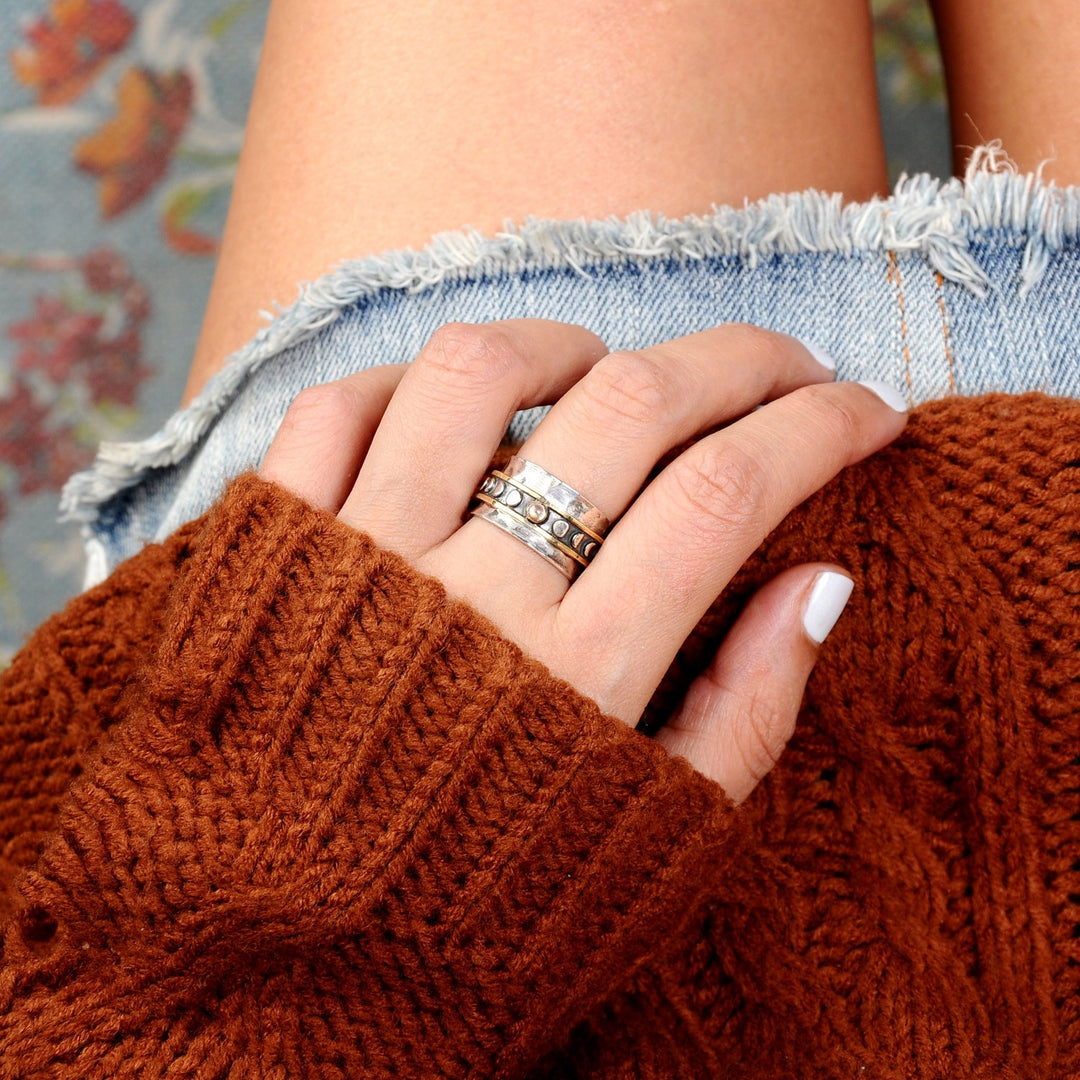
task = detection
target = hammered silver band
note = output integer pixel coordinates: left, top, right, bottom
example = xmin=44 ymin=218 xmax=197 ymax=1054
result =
xmin=469 ymin=455 xmax=610 ymax=580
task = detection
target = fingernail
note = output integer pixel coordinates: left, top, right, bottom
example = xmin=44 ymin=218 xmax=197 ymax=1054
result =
xmin=802 ymin=571 xmax=855 ymax=645
xmin=857 ymin=379 xmax=909 ymax=412
xmin=801 ymin=339 xmax=836 ymax=373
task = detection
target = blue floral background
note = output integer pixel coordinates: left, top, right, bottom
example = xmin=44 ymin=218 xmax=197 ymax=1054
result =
xmin=0 ymin=0 xmax=948 ymax=662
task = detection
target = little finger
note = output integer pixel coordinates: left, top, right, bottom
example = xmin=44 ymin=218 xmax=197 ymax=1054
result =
xmin=259 ymin=364 xmax=407 ymax=510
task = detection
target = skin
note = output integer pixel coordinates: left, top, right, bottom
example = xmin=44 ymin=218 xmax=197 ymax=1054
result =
xmin=931 ymin=0 xmax=1080 ymax=180
xmin=184 ymin=2 xmax=1076 ymax=800
xmin=183 ymin=0 xmax=886 ymax=404
xmin=259 ymin=322 xmax=908 ymax=801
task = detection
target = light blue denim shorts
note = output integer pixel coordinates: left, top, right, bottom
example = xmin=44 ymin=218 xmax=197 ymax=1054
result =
xmin=62 ymin=151 xmax=1080 ymax=586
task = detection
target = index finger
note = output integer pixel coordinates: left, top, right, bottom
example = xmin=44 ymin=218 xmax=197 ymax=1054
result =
xmin=559 ymin=379 xmax=908 ymax=721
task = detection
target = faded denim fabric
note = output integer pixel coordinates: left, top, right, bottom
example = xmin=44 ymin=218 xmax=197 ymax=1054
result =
xmin=62 ymin=150 xmax=1080 ymax=586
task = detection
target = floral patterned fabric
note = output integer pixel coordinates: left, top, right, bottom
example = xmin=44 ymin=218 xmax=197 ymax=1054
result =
xmin=0 ymin=0 xmax=947 ymax=661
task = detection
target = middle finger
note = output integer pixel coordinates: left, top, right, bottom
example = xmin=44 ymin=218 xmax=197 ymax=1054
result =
xmin=436 ymin=324 xmax=836 ymax=603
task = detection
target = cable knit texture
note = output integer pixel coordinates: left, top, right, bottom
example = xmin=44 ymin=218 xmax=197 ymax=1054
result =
xmin=0 ymin=393 xmax=1078 ymax=1078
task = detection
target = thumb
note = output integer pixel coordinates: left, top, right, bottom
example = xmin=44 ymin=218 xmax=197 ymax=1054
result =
xmin=654 ymin=565 xmax=854 ymax=803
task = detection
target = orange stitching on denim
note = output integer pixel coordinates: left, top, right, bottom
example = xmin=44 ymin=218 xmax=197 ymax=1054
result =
xmin=887 ymin=251 xmax=914 ymax=398
xmin=935 ymin=272 xmax=957 ymax=394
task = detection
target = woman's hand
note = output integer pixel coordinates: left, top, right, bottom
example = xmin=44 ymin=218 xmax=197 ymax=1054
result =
xmin=259 ymin=319 xmax=908 ymax=802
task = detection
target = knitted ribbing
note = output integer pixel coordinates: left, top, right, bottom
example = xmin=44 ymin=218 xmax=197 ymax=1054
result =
xmin=0 ymin=475 xmax=737 ymax=1078
xmin=0 ymin=393 xmax=1077 ymax=1078
xmin=0 ymin=521 xmax=199 ymax=932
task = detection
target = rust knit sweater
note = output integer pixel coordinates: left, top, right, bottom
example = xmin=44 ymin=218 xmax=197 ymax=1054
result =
xmin=0 ymin=393 xmax=1078 ymax=1078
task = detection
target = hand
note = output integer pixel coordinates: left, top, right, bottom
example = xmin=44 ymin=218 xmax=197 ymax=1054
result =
xmin=258 ymin=320 xmax=908 ymax=802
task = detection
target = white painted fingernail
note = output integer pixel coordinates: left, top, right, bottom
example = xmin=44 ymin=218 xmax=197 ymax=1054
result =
xmin=801 ymin=339 xmax=836 ymax=372
xmin=857 ymin=379 xmax=909 ymax=412
xmin=802 ymin=572 xmax=855 ymax=645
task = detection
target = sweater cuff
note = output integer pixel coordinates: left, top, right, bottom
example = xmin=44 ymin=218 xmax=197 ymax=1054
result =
xmin=24 ymin=474 xmax=741 ymax=1071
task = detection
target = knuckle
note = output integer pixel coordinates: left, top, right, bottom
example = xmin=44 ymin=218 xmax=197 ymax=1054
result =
xmin=716 ymin=322 xmax=788 ymax=370
xmin=735 ymin=689 xmax=789 ymax=783
xmin=578 ymin=350 xmax=677 ymax=427
xmin=418 ymin=322 xmax=519 ymax=390
xmin=279 ymin=381 xmax=357 ymax=442
xmin=668 ymin=444 xmax=769 ymax=535
xmin=792 ymin=383 xmax=862 ymax=447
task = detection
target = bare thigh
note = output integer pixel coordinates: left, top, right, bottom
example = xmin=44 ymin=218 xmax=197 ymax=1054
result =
xmin=183 ymin=0 xmax=886 ymax=403
xmin=932 ymin=0 xmax=1080 ymax=180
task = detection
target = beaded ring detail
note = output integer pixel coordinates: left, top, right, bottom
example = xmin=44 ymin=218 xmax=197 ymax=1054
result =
xmin=469 ymin=456 xmax=610 ymax=580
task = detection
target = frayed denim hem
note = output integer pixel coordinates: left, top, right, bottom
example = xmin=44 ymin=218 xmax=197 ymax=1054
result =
xmin=61 ymin=144 xmax=1080 ymax=586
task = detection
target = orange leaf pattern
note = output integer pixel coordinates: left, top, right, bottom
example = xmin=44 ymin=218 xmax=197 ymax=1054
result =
xmin=9 ymin=0 xmax=134 ymax=106
xmin=74 ymin=66 xmax=194 ymax=218
xmin=0 ymin=0 xmax=266 ymax=647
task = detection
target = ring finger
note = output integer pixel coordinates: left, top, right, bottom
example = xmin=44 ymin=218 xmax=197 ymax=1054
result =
xmin=336 ymin=319 xmax=609 ymax=557
xmin=433 ymin=324 xmax=836 ymax=604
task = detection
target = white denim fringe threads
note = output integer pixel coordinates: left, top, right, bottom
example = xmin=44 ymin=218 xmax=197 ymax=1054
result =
xmin=63 ymin=147 xmax=1080 ymax=586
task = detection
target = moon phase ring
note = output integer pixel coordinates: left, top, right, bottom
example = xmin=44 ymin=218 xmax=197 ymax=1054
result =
xmin=469 ymin=456 xmax=611 ymax=581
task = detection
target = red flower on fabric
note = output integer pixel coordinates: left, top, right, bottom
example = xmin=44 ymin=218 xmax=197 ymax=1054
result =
xmin=9 ymin=295 xmax=104 ymax=384
xmin=81 ymin=247 xmax=132 ymax=293
xmin=86 ymin=326 xmax=152 ymax=406
xmin=0 ymin=380 xmax=91 ymax=496
xmin=7 ymin=261 xmax=152 ymax=407
xmin=74 ymin=66 xmax=194 ymax=218
xmin=10 ymin=0 xmax=135 ymax=106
